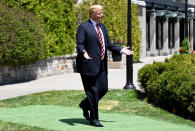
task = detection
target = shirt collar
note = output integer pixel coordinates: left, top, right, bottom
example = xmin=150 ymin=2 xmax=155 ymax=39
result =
xmin=90 ymin=18 xmax=101 ymax=27
xmin=90 ymin=18 xmax=97 ymax=27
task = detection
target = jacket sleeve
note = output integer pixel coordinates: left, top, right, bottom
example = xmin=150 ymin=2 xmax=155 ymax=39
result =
xmin=76 ymin=25 xmax=86 ymax=54
xmin=103 ymin=25 xmax=122 ymax=53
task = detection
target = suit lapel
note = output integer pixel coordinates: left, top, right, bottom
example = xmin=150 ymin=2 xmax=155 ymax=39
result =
xmin=87 ymin=20 xmax=107 ymax=51
xmin=87 ymin=20 xmax=101 ymax=44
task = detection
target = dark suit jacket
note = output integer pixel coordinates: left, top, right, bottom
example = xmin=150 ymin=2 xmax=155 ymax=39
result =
xmin=76 ymin=20 xmax=122 ymax=76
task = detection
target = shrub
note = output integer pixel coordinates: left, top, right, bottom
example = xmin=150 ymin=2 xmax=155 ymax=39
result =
xmin=0 ymin=2 xmax=47 ymax=65
xmin=3 ymin=0 xmax=76 ymax=57
xmin=179 ymin=37 xmax=190 ymax=54
xmin=138 ymin=62 xmax=166 ymax=88
xmin=138 ymin=54 xmax=195 ymax=119
xmin=76 ymin=0 xmax=141 ymax=62
xmin=147 ymin=69 xmax=194 ymax=110
xmin=189 ymin=94 xmax=195 ymax=116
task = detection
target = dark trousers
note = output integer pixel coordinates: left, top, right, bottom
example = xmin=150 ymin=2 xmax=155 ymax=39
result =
xmin=80 ymin=61 xmax=108 ymax=122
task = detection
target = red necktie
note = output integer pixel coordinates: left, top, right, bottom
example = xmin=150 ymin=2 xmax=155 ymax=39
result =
xmin=96 ymin=24 xmax=104 ymax=60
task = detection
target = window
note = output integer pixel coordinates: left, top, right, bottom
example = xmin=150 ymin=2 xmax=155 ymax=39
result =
xmin=168 ymin=19 xmax=175 ymax=48
xmin=146 ymin=14 xmax=150 ymax=50
xmin=156 ymin=17 xmax=163 ymax=49
xmin=180 ymin=19 xmax=185 ymax=46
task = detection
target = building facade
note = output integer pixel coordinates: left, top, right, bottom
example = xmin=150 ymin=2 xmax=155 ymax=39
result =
xmin=136 ymin=0 xmax=195 ymax=58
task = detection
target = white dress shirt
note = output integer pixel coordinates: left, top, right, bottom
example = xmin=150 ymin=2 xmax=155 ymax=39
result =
xmin=90 ymin=19 xmax=105 ymax=53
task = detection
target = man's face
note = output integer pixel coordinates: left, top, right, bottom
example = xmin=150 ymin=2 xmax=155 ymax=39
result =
xmin=92 ymin=9 xmax=103 ymax=23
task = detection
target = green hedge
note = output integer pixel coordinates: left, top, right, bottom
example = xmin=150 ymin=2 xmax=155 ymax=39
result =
xmin=138 ymin=54 xmax=195 ymax=119
xmin=0 ymin=2 xmax=47 ymax=65
xmin=3 ymin=0 xmax=76 ymax=57
xmin=76 ymin=0 xmax=141 ymax=62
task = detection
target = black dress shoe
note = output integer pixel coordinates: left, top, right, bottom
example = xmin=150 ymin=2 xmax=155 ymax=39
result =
xmin=79 ymin=103 xmax=90 ymax=120
xmin=90 ymin=121 xmax=104 ymax=127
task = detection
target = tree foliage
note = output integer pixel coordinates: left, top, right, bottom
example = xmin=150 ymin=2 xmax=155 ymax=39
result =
xmin=3 ymin=0 xmax=77 ymax=57
xmin=0 ymin=2 xmax=47 ymax=65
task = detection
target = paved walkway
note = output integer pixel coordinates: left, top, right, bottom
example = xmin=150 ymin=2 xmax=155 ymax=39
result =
xmin=0 ymin=55 xmax=172 ymax=100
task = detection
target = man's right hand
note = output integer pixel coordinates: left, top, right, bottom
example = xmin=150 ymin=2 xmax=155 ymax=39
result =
xmin=83 ymin=50 xmax=92 ymax=60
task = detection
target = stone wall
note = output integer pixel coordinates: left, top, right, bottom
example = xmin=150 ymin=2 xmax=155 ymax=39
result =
xmin=0 ymin=54 xmax=77 ymax=85
xmin=0 ymin=50 xmax=127 ymax=85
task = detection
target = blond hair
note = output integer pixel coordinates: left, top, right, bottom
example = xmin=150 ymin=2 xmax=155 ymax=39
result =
xmin=89 ymin=5 xmax=103 ymax=17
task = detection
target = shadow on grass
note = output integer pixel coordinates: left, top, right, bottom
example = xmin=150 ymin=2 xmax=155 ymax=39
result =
xmin=59 ymin=118 xmax=116 ymax=126
xmin=136 ymin=90 xmax=195 ymax=121
xmin=136 ymin=90 xmax=146 ymax=101
xmin=60 ymin=118 xmax=89 ymax=126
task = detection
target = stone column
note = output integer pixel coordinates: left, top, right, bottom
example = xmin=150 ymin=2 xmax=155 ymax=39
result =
xmin=189 ymin=19 xmax=193 ymax=51
xmin=192 ymin=19 xmax=194 ymax=51
xmin=137 ymin=2 xmax=147 ymax=59
xmin=161 ymin=18 xmax=169 ymax=56
xmin=193 ymin=19 xmax=195 ymax=51
xmin=174 ymin=18 xmax=180 ymax=54
xmin=147 ymin=9 xmax=156 ymax=56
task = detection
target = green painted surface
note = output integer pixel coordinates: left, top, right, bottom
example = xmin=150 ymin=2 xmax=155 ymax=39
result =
xmin=0 ymin=105 xmax=194 ymax=131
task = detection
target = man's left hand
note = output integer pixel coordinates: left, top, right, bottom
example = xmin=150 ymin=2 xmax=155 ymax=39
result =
xmin=121 ymin=47 xmax=134 ymax=55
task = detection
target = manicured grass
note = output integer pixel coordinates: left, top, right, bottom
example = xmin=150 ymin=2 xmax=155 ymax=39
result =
xmin=0 ymin=121 xmax=52 ymax=131
xmin=0 ymin=90 xmax=194 ymax=130
xmin=0 ymin=105 xmax=194 ymax=131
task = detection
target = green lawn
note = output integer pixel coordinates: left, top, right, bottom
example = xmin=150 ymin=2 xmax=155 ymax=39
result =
xmin=0 ymin=90 xmax=194 ymax=131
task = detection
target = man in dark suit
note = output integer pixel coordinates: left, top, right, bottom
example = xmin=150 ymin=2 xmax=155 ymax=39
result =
xmin=76 ymin=5 xmax=134 ymax=127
